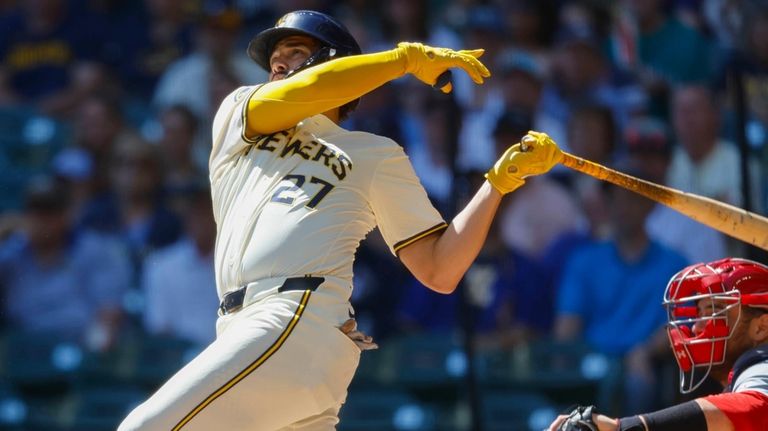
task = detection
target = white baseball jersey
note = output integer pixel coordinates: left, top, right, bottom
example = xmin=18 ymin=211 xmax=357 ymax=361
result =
xmin=119 ymin=85 xmax=449 ymax=431
xmin=209 ymin=85 xmax=446 ymax=302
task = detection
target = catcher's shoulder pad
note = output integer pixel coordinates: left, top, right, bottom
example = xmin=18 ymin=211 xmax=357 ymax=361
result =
xmin=558 ymin=405 xmax=599 ymax=431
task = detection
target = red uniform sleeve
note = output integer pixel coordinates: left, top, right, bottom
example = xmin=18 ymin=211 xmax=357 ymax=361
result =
xmin=702 ymin=390 xmax=768 ymax=431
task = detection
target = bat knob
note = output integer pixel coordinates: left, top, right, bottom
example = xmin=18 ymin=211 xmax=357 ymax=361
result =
xmin=520 ymin=135 xmax=536 ymax=152
xmin=433 ymin=70 xmax=453 ymax=90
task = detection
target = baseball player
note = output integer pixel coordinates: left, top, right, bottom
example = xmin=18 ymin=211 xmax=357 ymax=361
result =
xmin=119 ymin=10 xmax=561 ymax=430
xmin=550 ymin=258 xmax=768 ymax=431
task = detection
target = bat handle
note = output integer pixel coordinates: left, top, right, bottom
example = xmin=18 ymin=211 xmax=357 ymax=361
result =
xmin=560 ymin=151 xmax=606 ymax=180
xmin=560 ymin=152 xmax=585 ymax=169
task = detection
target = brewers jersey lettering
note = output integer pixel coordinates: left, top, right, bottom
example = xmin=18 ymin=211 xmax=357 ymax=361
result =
xmin=118 ymin=85 xmax=447 ymax=430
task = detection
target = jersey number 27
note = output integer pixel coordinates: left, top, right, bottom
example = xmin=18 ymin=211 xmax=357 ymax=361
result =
xmin=271 ymin=174 xmax=335 ymax=209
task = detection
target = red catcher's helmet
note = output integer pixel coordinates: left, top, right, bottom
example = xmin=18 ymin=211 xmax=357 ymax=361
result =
xmin=664 ymin=258 xmax=768 ymax=393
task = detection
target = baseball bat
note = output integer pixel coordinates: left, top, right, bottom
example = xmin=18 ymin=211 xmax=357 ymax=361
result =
xmin=559 ymin=151 xmax=768 ymax=251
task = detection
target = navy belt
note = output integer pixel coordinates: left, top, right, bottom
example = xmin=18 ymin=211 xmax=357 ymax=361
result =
xmin=219 ymin=276 xmax=325 ymax=315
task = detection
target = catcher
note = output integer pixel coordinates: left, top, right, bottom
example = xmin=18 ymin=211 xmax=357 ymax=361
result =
xmin=550 ymin=258 xmax=768 ymax=431
xmin=119 ymin=9 xmax=561 ymax=430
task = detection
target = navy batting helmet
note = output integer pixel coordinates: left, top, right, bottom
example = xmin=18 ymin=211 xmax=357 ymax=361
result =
xmin=247 ymin=10 xmax=361 ymax=72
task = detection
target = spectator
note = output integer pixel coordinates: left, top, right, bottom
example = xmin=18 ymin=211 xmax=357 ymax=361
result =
xmin=567 ymin=104 xmax=617 ymax=164
xmin=153 ymin=7 xmax=266 ymax=121
xmin=565 ymin=105 xmax=617 ymax=238
xmin=72 ymin=94 xmax=138 ymax=204
xmin=401 ymin=90 xmax=458 ymax=211
xmin=611 ymin=0 xmax=716 ymax=118
xmin=740 ymin=9 xmax=768 ymax=149
xmin=454 ymin=4 xmax=508 ymax=170
xmin=50 ymin=146 xmax=95 ymax=226
xmin=667 ymin=85 xmax=762 ymax=213
xmin=625 ymin=116 xmax=728 ymax=263
xmin=540 ymin=23 xmax=633 ymax=151
xmin=0 ymin=178 xmax=132 ymax=350
xmin=108 ymin=0 xmax=195 ymax=100
xmin=143 ymin=181 xmax=218 ymax=347
xmin=156 ymin=104 xmax=205 ymax=191
xmin=500 ymin=0 xmax=556 ymax=63
xmin=379 ymin=0 xmax=431 ymax=46
xmin=724 ymin=8 xmax=768 ymax=212
xmin=207 ymin=61 xmax=243 ymax=114
xmin=492 ymin=246 xmax=554 ymax=345
xmin=0 ymin=0 xmax=105 ymax=105
xmin=84 ymin=137 xmax=182 ymax=269
xmin=497 ymin=50 xmax=562 ymax=151
xmin=343 ymin=80 xmax=404 ymax=143
xmin=554 ymin=160 xmax=688 ymax=414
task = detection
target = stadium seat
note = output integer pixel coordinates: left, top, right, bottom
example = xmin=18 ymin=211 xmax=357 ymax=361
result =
xmin=76 ymin=339 xmax=139 ymax=388
xmin=68 ymin=386 xmax=147 ymax=431
xmin=481 ymin=390 xmax=559 ymax=431
xmin=0 ymin=384 xmax=28 ymax=431
xmin=131 ymin=334 xmax=201 ymax=390
xmin=0 ymin=107 xmax=71 ymax=210
xmin=76 ymin=333 xmax=199 ymax=391
xmin=0 ymin=107 xmax=69 ymax=166
xmin=349 ymin=345 xmax=386 ymax=389
xmin=0 ymin=331 xmax=83 ymax=395
xmin=478 ymin=339 xmax=623 ymax=411
xmin=382 ymin=333 xmax=467 ymax=390
xmin=339 ymin=389 xmax=437 ymax=431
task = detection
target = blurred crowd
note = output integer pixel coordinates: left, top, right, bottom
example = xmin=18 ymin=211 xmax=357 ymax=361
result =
xmin=1 ymin=0 xmax=768 ymax=416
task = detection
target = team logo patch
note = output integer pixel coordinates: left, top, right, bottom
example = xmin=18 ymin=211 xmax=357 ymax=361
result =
xmin=234 ymin=86 xmax=253 ymax=102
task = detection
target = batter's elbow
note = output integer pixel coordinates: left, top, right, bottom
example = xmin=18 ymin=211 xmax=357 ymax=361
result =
xmin=422 ymin=275 xmax=459 ymax=295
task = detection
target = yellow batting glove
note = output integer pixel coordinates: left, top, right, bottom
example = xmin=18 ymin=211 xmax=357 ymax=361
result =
xmin=396 ymin=42 xmax=491 ymax=93
xmin=485 ymin=131 xmax=563 ymax=195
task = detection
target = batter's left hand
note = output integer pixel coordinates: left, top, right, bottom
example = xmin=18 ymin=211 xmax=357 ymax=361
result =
xmin=485 ymin=130 xmax=563 ymax=195
xmin=339 ymin=319 xmax=378 ymax=351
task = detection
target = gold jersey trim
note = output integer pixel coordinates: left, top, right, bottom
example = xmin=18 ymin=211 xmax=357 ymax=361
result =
xmin=171 ymin=289 xmax=312 ymax=430
xmin=393 ymin=222 xmax=449 ymax=254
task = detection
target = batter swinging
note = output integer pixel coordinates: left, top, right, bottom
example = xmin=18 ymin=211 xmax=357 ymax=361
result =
xmin=119 ymin=10 xmax=562 ymax=430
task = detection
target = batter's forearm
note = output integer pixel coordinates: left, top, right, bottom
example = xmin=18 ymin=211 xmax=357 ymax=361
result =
xmin=247 ymin=49 xmax=407 ymax=135
xmin=429 ymin=181 xmax=502 ymax=292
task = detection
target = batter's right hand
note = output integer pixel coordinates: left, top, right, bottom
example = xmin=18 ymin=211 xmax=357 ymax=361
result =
xmin=339 ymin=319 xmax=378 ymax=351
xmin=396 ymin=42 xmax=491 ymax=93
xmin=485 ymin=130 xmax=563 ymax=195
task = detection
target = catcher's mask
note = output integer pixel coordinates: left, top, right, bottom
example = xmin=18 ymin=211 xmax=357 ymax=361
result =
xmin=663 ymin=258 xmax=768 ymax=393
xmin=247 ymin=10 xmax=362 ymax=118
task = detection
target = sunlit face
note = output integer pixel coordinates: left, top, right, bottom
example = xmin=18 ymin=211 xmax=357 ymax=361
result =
xmin=692 ymin=297 xmax=756 ymax=382
xmin=268 ymin=35 xmax=319 ymax=82
xmin=693 ymin=298 xmax=732 ymax=336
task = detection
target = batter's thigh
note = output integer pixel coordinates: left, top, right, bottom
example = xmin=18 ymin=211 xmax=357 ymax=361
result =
xmin=118 ymin=293 xmax=360 ymax=431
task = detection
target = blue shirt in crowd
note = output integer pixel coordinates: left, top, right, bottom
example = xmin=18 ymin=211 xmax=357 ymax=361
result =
xmin=0 ymin=231 xmax=131 ymax=340
xmin=556 ymin=240 xmax=688 ymax=356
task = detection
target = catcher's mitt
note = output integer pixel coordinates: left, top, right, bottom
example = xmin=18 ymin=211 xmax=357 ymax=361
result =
xmin=557 ymin=405 xmax=599 ymax=431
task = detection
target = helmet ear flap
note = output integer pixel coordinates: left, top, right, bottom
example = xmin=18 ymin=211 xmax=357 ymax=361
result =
xmin=668 ymin=326 xmax=694 ymax=372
